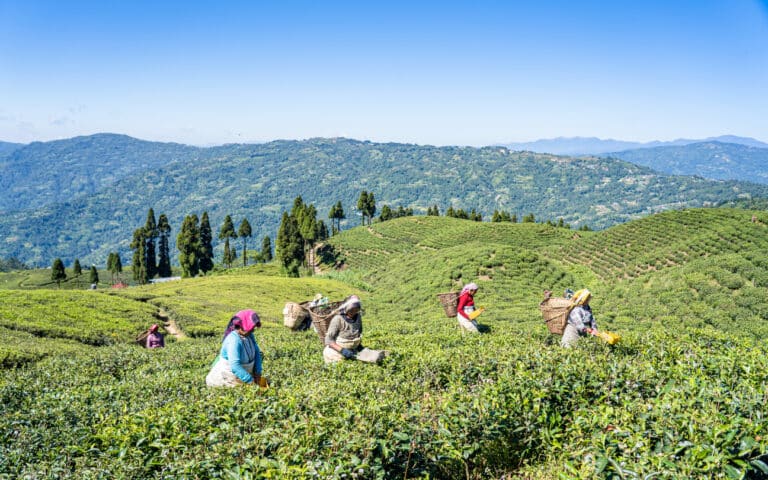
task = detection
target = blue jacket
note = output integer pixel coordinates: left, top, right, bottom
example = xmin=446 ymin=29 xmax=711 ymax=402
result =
xmin=220 ymin=331 xmax=262 ymax=383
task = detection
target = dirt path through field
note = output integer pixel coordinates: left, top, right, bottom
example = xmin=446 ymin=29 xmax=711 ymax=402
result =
xmin=311 ymin=243 xmax=323 ymax=275
xmin=155 ymin=307 xmax=187 ymax=340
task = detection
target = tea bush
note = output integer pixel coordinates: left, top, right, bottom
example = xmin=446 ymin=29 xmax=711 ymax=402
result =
xmin=3 ymin=208 xmax=768 ymax=478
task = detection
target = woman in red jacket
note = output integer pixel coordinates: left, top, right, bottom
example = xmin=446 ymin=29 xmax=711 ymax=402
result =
xmin=456 ymin=282 xmax=480 ymax=333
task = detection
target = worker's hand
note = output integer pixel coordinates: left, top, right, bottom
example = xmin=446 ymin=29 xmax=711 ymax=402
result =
xmin=586 ymin=328 xmax=597 ymax=335
xmin=340 ymin=348 xmax=356 ymax=359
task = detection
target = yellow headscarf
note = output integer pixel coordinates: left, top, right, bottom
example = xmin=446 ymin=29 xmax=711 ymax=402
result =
xmin=571 ymin=289 xmax=591 ymax=307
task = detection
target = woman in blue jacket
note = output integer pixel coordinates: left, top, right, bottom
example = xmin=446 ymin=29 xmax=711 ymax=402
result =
xmin=206 ymin=309 xmax=264 ymax=387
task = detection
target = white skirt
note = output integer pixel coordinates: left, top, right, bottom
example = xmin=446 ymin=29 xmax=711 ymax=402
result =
xmin=206 ymin=356 xmax=255 ymax=387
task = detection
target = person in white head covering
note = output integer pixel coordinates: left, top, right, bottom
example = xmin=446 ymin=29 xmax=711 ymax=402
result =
xmin=456 ymin=283 xmax=480 ymax=333
xmin=323 ymin=296 xmax=383 ymax=364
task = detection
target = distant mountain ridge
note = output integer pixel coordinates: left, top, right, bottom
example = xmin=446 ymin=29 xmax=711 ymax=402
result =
xmin=3 ymin=134 xmax=768 ymax=267
xmin=500 ymin=135 xmax=768 ymax=155
xmin=0 ymin=133 xmax=201 ymax=213
xmin=0 ymin=141 xmax=23 ymax=157
xmin=606 ymin=141 xmax=768 ymax=184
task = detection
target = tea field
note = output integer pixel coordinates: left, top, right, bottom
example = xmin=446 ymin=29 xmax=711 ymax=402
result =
xmin=2 ymin=208 xmax=768 ymax=479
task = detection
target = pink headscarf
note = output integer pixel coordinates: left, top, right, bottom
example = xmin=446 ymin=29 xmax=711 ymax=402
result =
xmin=149 ymin=324 xmax=159 ymax=333
xmin=232 ymin=309 xmax=261 ymax=332
xmin=461 ymin=283 xmax=478 ymax=295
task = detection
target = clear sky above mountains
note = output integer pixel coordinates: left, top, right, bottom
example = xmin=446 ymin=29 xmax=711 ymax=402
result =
xmin=1 ymin=0 xmax=766 ymax=146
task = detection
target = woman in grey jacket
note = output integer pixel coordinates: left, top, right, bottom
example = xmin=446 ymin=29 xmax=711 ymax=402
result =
xmin=561 ymin=289 xmax=597 ymax=348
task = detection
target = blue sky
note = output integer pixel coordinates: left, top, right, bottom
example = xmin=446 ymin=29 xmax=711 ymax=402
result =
xmin=1 ymin=0 xmax=766 ymax=146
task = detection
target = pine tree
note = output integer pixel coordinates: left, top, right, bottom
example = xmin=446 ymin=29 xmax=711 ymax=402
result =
xmin=329 ymin=201 xmax=345 ymax=234
xmin=107 ymin=252 xmax=116 ymax=284
xmin=379 ymin=205 xmax=393 ymax=222
xmin=276 ymin=212 xmax=303 ymax=277
xmin=157 ymin=214 xmax=173 ymax=277
xmin=107 ymin=252 xmax=122 ymax=284
xmin=261 ymin=235 xmax=273 ymax=262
xmin=316 ymin=220 xmax=329 ymax=242
xmin=130 ymin=228 xmax=149 ymax=284
xmin=144 ymin=208 xmax=158 ymax=280
xmin=238 ymin=217 xmax=252 ymax=267
xmin=177 ymin=214 xmax=201 ymax=278
xmin=222 ymin=239 xmax=233 ymax=268
xmin=51 ymin=258 xmax=66 ymax=288
xmin=219 ymin=215 xmax=237 ymax=268
xmin=297 ymin=204 xmax=317 ymax=267
xmin=357 ymin=191 xmax=369 ymax=225
xmin=199 ymin=212 xmax=214 ymax=274
xmin=89 ymin=265 xmax=99 ymax=285
xmin=73 ymin=258 xmax=82 ymax=287
xmin=113 ymin=252 xmax=123 ymax=282
xmin=366 ymin=192 xmax=376 ymax=225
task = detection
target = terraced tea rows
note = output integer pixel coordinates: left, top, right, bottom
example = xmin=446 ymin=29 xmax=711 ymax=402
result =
xmin=548 ymin=208 xmax=768 ymax=281
xmin=3 ymin=207 xmax=768 ymax=478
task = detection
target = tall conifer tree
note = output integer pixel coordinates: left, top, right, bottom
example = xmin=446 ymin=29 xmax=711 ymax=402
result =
xmin=51 ymin=258 xmax=66 ymax=288
xmin=73 ymin=259 xmax=82 ymax=287
xmin=199 ymin=212 xmax=214 ymax=274
xmin=276 ymin=212 xmax=303 ymax=277
xmin=238 ymin=218 xmax=252 ymax=267
xmin=357 ymin=191 xmax=369 ymax=225
xmin=219 ymin=215 xmax=237 ymax=268
xmin=261 ymin=235 xmax=273 ymax=262
xmin=131 ymin=228 xmax=148 ymax=284
xmin=157 ymin=214 xmax=173 ymax=277
xmin=177 ymin=214 xmax=201 ymax=277
xmin=144 ymin=208 xmax=158 ymax=280
xmin=107 ymin=252 xmax=116 ymax=284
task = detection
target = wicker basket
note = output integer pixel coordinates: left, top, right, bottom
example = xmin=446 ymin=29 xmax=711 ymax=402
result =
xmin=283 ymin=301 xmax=311 ymax=330
xmin=437 ymin=292 xmax=459 ymax=317
xmin=135 ymin=329 xmax=150 ymax=347
xmin=309 ymin=301 xmax=344 ymax=343
xmin=539 ymin=297 xmax=573 ymax=335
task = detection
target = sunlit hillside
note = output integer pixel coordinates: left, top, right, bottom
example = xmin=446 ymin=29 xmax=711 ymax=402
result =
xmin=2 ymin=208 xmax=768 ymax=478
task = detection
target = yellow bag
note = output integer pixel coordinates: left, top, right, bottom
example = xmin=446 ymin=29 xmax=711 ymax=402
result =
xmin=595 ymin=330 xmax=620 ymax=345
xmin=468 ymin=306 xmax=485 ymax=320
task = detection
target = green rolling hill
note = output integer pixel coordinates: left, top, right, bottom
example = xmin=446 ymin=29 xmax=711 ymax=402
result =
xmin=2 ymin=207 xmax=768 ymax=478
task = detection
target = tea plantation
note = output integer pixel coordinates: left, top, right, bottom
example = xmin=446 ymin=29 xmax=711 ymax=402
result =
xmin=2 ymin=208 xmax=768 ymax=479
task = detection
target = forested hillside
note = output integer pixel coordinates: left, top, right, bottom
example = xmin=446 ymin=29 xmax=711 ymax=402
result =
xmin=0 ymin=141 xmax=22 ymax=157
xmin=3 ymin=135 xmax=768 ymax=267
xmin=0 ymin=133 xmax=201 ymax=212
xmin=607 ymin=141 xmax=768 ymax=184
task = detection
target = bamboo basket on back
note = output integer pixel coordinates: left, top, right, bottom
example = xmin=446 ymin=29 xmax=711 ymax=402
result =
xmin=437 ymin=292 xmax=459 ymax=317
xmin=539 ymin=297 xmax=573 ymax=335
xmin=308 ymin=301 xmax=344 ymax=344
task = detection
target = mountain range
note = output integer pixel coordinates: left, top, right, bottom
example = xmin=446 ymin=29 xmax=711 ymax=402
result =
xmin=604 ymin=141 xmax=768 ymax=184
xmin=500 ymin=135 xmax=768 ymax=156
xmin=2 ymin=133 xmax=768 ymax=267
